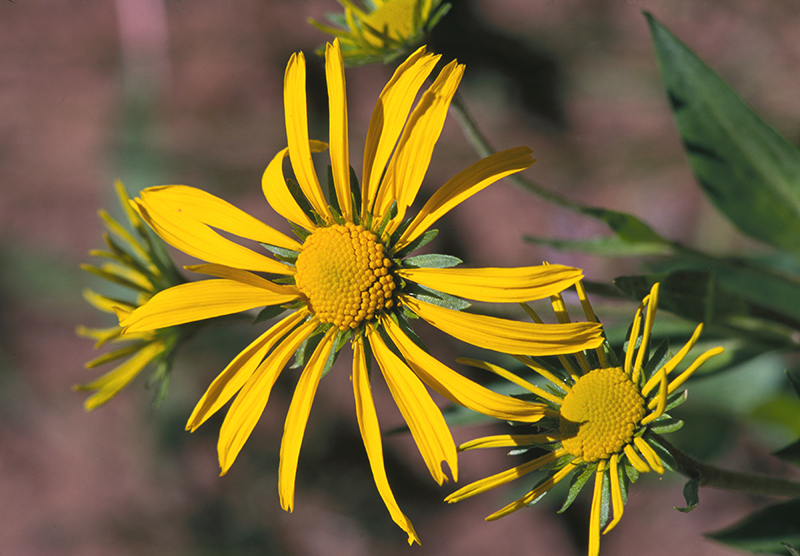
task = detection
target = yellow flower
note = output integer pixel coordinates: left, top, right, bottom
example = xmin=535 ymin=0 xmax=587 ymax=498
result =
xmin=75 ymin=181 xmax=185 ymax=410
xmin=119 ymin=40 xmax=603 ymax=544
xmin=446 ymin=281 xmax=725 ymax=556
xmin=309 ymin=0 xmax=451 ymax=65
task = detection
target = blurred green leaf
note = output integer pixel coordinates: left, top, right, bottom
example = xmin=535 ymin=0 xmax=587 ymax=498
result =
xmin=647 ymin=13 xmax=800 ymax=256
xmin=675 ymin=477 xmax=699 ymax=513
xmin=708 ymin=499 xmax=800 ymax=554
xmin=524 ymin=234 xmax=673 ymax=257
xmin=773 ymin=438 xmax=800 ymax=468
xmin=787 ymin=369 xmax=800 ymax=398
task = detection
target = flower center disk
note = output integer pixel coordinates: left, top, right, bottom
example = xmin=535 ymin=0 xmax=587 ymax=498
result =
xmin=295 ymin=223 xmax=396 ymax=330
xmin=559 ymin=367 xmax=646 ymax=462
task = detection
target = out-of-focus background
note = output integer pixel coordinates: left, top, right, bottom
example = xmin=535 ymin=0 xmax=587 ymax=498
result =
xmin=2 ymin=1 xmax=800 ymax=554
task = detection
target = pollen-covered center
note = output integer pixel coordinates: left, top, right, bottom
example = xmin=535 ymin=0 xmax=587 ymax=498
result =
xmin=295 ymin=222 xmax=396 ymax=330
xmin=559 ymin=366 xmax=646 ymax=462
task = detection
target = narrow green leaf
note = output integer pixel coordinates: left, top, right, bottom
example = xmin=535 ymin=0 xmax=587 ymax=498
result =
xmin=393 ymin=229 xmax=438 ymax=259
xmin=253 ymin=305 xmax=287 ymax=325
xmin=558 ymin=464 xmax=594 ymax=513
xmin=524 ymin=234 xmax=673 ymax=257
xmin=675 ymin=477 xmax=700 ymax=513
xmin=647 ymin=13 xmax=800 ymax=255
xmin=707 ymin=499 xmax=800 ymax=554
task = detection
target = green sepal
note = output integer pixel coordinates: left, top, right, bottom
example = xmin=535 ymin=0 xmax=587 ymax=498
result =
xmin=289 ymin=221 xmax=312 ymax=243
xmin=644 ymin=433 xmax=677 ymax=472
xmin=403 ymin=282 xmax=471 ymax=311
xmin=291 ymin=325 xmax=326 ymax=369
xmin=523 ymin=471 xmax=557 ymax=508
xmin=260 ymin=243 xmax=299 ymax=264
xmin=253 ymin=305 xmax=287 ymax=325
xmin=401 ymin=253 xmax=462 ymax=269
xmin=558 ymin=464 xmax=595 ymax=513
xmin=623 ymin=457 xmax=640 ymax=484
xmin=320 ymin=330 xmax=346 ymax=379
xmin=675 ymin=477 xmax=700 ymax=513
xmin=648 ymin=416 xmax=684 ymax=435
xmin=349 ymin=166 xmax=361 ymax=221
xmin=375 ymin=200 xmax=398 ymax=238
xmin=325 ymin=165 xmax=341 ymax=217
xmin=389 ymin=309 xmax=430 ymax=354
xmin=641 ymin=339 xmax=670 ymax=386
xmin=598 ymin=467 xmax=611 ymax=530
xmin=393 ymin=229 xmax=439 ymax=259
xmin=100 ymin=231 xmax=157 ymax=277
xmin=285 ymin=178 xmax=318 ymax=228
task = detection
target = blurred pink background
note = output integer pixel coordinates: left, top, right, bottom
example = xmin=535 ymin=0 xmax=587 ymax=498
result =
xmin=2 ymin=0 xmax=798 ymax=554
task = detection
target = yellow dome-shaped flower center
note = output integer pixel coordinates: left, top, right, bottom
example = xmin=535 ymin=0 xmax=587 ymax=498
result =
xmin=559 ymin=367 xmax=646 ymax=462
xmin=295 ymin=222 xmax=396 ymax=331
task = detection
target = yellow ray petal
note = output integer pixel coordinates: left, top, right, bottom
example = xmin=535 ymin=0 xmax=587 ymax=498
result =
xmin=361 ymin=46 xmax=440 ymax=217
xmin=393 ymin=147 xmax=534 ymax=252
xmin=458 ymin=434 xmax=558 ymax=451
xmin=632 ymin=283 xmax=659 ymax=384
xmin=633 ymin=437 xmax=664 ymax=474
xmin=185 ymin=263 xmax=298 ymax=285
xmin=263 ymin=142 xmax=328 ymax=232
xmin=284 ymin=51 xmax=333 ymax=224
xmin=664 ymin=346 xmax=725 ymax=397
xmin=374 ymin=60 xmax=464 ymax=224
xmin=446 ymin=450 xmax=564 ymax=504
xmin=74 ymin=340 xmax=166 ymax=410
xmin=82 ymin=288 xmax=135 ymax=315
xmin=456 ymin=357 xmax=564 ymax=406
xmin=279 ymin=327 xmax=338 ymax=512
xmin=484 ymin=461 xmax=574 ymax=520
xmin=121 ymin=279 xmax=299 ymax=333
xmin=136 ymin=199 xmax=292 ymax=275
xmin=351 ymin=338 xmax=420 ymax=545
xmin=187 ymin=310 xmax=309 ymax=431
xmin=642 ymin=323 xmax=704 ymax=396
xmin=369 ymin=327 xmax=457 ymax=485
xmin=325 ymin=40 xmax=352 ymax=222
xmin=588 ymin=461 xmax=607 ymax=556
xmin=217 ymin=318 xmax=319 ymax=475
xmin=397 ymin=264 xmax=582 ymax=304
xmin=401 ymin=295 xmax=604 ymax=356
xmin=623 ymin=443 xmax=651 ymax=473
xmin=138 ymin=185 xmax=301 ymax=251
xmin=603 ymin=453 xmax=625 ymax=534
xmin=381 ymin=315 xmax=549 ymax=422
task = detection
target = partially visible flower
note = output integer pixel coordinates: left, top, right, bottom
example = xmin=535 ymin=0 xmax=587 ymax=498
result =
xmin=75 ymin=181 xmax=185 ymax=410
xmin=118 ymin=40 xmax=603 ymax=544
xmin=446 ymin=280 xmax=725 ymax=556
xmin=309 ymin=0 xmax=451 ymax=66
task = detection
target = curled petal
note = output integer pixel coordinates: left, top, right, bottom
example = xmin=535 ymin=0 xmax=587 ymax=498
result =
xmin=401 ymin=295 xmax=604 ymax=356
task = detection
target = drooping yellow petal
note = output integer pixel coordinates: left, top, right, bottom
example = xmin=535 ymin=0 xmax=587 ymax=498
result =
xmin=369 ymin=327 xmax=457 ymax=485
xmin=393 ymin=147 xmax=534 ymax=252
xmin=279 ymin=327 xmax=338 ymax=512
xmin=603 ymin=453 xmax=625 ymax=534
xmin=632 ymin=283 xmax=659 ymax=384
xmin=458 ymin=434 xmax=558 ymax=451
xmin=217 ymin=318 xmax=319 ymax=474
xmin=284 ymin=51 xmax=333 ymax=224
xmin=446 ymin=450 xmax=564 ymax=504
xmin=623 ymin=443 xmax=651 ymax=473
xmin=136 ymin=198 xmax=293 ymax=275
xmin=185 ymin=263 xmax=298 ymax=284
xmin=351 ymin=338 xmax=420 ymax=545
xmin=643 ymin=323 xmax=704 ymax=396
xmin=325 ymin=40 xmax=352 ymax=222
xmin=588 ymin=462 xmax=607 ymax=556
xmin=74 ymin=339 xmax=166 ymax=410
xmin=187 ymin=310 xmax=309 ymax=432
xmin=138 ymin=185 xmax=301 ymax=251
xmin=361 ymin=46 xmax=440 ymax=217
xmin=633 ymin=437 xmax=664 ymax=474
xmin=399 ymin=264 xmax=582 ymax=304
xmin=401 ymin=295 xmax=604 ymax=356
xmin=121 ymin=279 xmax=299 ymax=333
xmin=263 ymin=141 xmax=329 ymax=232
xmin=381 ymin=315 xmax=549 ymax=422
xmin=485 ymin=461 xmax=574 ymax=520
xmin=374 ymin=60 xmax=464 ymax=224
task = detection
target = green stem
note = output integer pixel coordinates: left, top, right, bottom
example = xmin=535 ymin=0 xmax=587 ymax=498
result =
xmin=656 ymin=435 xmax=800 ymax=498
xmin=449 ymin=91 xmax=599 ymax=214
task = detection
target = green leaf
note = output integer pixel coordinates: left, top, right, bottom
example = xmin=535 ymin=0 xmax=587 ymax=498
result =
xmin=773 ymin=438 xmax=800 ymax=468
xmin=524 ymin=234 xmax=673 ymax=257
xmin=708 ymin=499 xmax=800 ymax=554
xmin=393 ymin=229 xmax=438 ymax=259
xmin=580 ymin=206 xmax=669 ymax=246
xmin=675 ymin=477 xmax=700 ymax=513
xmin=558 ymin=464 xmax=594 ymax=513
xmin=647 ymin=13 xmax=800 ymax=256
xmin=401 ymin=253 xmax=462 ymax=269
xmin=787 ymin=369 xmax=800 ymax=399
xmin=253 ymin=305 xmax=286 ymax=325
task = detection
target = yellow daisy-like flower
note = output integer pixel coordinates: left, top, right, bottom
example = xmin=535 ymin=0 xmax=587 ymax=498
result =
xmin=119 ymin=40 xmax=603 ymax=544
xmin=75 ymin=181 xmax=185 ymax=410
xmin=446 ymin=281 xmax=725 ymax=556
xmin=310 ymin=0 xmax=451 ymax=66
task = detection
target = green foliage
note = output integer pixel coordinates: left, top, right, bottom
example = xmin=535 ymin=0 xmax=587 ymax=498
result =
xmin=708 ymin=500 xmax=800 ymax=555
